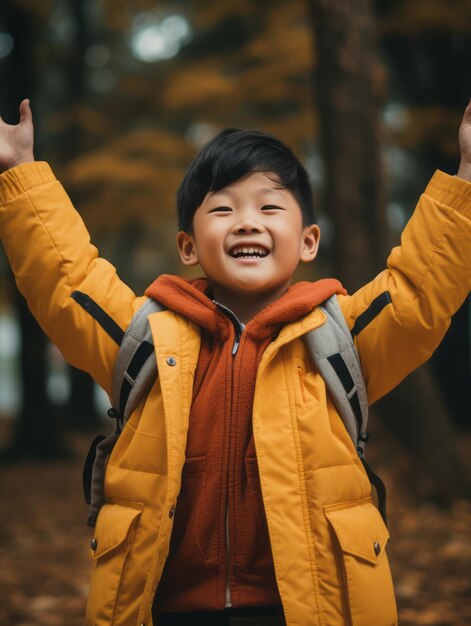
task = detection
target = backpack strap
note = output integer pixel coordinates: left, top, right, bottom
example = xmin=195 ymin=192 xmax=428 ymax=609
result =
xmin=110 ymin=297 xmax=164 ymax=423
xmin=85 ymin=297 xmax=162 ymax=526
xmin=303 ymin=294 xmax=387 ymax=524
xmin=303 ymin=294 xmax=369 ymax=457
xmin=84 ymin=431 xmax=120 ymax=527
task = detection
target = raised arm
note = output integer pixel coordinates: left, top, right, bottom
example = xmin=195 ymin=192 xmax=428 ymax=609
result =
xmin=340 ymin=102 xmax=471 ymax=405
xmin=0 ymin=101 xmax=143 ymax=394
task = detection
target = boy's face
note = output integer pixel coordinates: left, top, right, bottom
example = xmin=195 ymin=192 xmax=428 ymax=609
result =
xmin=176 ymin=171 xmax=320 ymax=304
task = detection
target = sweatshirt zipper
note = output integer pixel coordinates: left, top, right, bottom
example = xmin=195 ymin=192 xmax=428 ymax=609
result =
xmin=226 ymin=321 xmax=243 ymax=607
xmin=214 ymin=301 xmax=244 ymax=609
xmin=225 ymin=508 xmax=232 ymax=607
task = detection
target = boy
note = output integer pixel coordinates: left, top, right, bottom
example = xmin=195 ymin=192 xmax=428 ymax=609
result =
xmin=0 ymin=100 xmax=470 ymax=626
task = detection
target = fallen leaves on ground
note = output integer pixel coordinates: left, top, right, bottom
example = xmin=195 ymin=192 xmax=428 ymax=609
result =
xmin=0 ymin=429 xmax=470 ymax=625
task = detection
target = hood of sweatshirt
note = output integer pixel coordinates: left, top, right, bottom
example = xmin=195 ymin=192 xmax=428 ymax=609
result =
xmin=145 ymin=274 xmax=347 ymax=340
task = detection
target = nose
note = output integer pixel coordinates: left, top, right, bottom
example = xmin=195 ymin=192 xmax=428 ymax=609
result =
xmin=236 ymin=223 xmax=260 ymax=233
xmin=233 ymin=209 xmax=262 ymax=234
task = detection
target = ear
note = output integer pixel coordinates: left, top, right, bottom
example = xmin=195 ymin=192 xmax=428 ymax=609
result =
xmin=176 ymin=230 xmax=200 ymax=266
xmin=299 ymin=224 xmax=321 ymax=263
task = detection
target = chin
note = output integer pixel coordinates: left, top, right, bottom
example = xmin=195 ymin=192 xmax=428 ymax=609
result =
xmin=232 ymin=278 xmax=270 ymax=291
xmin=233 ymin=280 xmax=284 ymax=298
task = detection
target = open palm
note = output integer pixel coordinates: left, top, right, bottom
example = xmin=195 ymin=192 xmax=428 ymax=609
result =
xmin=0 ymin=99 xmax=34 ymax=172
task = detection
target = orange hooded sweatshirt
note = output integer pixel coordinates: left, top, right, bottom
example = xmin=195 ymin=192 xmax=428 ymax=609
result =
xmin=147 ymin=275 xmax=346 ymax=613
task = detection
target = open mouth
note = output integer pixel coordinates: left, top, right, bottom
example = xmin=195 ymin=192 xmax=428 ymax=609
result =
xmin=229 ymin=245 xmax=269 ymax=259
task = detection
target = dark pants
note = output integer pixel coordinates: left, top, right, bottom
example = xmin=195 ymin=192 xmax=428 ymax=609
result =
xmin=155 ymin=605 xmax=286 ymax=626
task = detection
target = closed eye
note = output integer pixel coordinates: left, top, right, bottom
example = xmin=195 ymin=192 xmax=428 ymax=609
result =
xmin=261 ymin=205 xmax=285 ymax=211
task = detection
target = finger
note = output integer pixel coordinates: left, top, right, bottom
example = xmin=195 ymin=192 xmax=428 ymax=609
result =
xmin=19 ymin=98 xmax=32 ymax=126
xmin=460 ymin=100 xmax=471 ymax=126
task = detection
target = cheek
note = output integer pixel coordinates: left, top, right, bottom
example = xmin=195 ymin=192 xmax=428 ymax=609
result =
xmin=195 ymin=232 xmax=227 ymax=268
xmin=191 ymin=230 xmax=214 ymax=258
xmin=194 ymin=217 xmax=227 ymax=243
xmin=275 ymin=226 xmax=304 ymax=257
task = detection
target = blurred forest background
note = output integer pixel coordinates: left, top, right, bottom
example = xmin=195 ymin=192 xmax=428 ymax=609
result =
xmin=0 ymin=0 xmax=470 ymax=624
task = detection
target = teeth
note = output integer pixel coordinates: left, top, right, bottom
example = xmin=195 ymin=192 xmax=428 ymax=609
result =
xmin=230 ymin=245 xmax=268 ymax=257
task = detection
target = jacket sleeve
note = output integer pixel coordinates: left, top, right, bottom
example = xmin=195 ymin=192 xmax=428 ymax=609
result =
xmin=0 ymin=161 xmax=145 ymax=396
xmin=339 ymin=170 xmax=471 ymax=405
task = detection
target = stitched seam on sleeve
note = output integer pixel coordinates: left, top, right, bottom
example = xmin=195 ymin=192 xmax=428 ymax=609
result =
xmin=424 ymin=187 xmax=471 ymax=215
xmin=381 ymin=288 xmax=438 ymax=354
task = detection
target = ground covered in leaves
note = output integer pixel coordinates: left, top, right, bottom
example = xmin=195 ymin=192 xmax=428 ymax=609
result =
xmin=0 ymin=427 xmax=470 ymax=626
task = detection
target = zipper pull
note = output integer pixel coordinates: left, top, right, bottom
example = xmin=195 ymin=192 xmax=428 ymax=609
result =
xmin=232 ymin=334 xmax=240 ymax=356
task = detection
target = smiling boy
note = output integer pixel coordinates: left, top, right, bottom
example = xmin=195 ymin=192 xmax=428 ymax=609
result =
xmin=177 ymin=169 xmax=319 ymax=322
xmin=0 ymin=101 xmax=470 ymax=626
xmin=175 ymin=129 xmax=320 ymax=322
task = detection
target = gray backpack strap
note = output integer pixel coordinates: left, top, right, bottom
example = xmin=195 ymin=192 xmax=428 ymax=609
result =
xmin=303 ymin=294 xmax=369 ymax=457
xmin=85 ymin=432 xmax=120 ymax=527
xmin=86 ymin=297 xmax=162 ymax=527
xmin=110 ymin=297 xmax=164 ymax=422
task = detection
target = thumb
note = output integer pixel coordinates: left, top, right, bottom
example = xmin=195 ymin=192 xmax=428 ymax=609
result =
xmin=19 ymin=98 xmax=32 ymax=126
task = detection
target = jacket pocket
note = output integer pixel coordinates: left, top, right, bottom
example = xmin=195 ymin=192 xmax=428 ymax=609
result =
xmin=297 ymin=366 xmax=307 ymax=402
xmin=324 ymin=501 xmax=398 ymax=626
xmin=85 ymin=502 xmax=143 ymax=625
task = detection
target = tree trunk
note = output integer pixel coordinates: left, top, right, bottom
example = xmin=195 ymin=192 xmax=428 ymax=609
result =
xmin=308 ymin=0 xmax=467 ymax=500
xmin=2 ymin=291 xmax=69 ymax=459
xmin=1 ymin=3 xmax=69 ymax=460
xmin=65 ymin=0 xmax=101 ymax=432
xmin=308 ymin=0 xmax=388 ymax=290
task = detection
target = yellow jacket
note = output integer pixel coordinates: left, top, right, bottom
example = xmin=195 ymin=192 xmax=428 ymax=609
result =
xmin=1 ymin=163 xmax=470 ymax=626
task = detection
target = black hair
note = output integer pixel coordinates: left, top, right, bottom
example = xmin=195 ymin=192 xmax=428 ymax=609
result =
xmin=176 ymin=128 xmax=316 ymax=232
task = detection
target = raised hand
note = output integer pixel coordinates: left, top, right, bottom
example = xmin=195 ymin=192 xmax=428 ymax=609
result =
xmin=458 ymin=100 xmax=471 ymax=182
xmin=0 ymin=99 xmax=35 ymax=173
